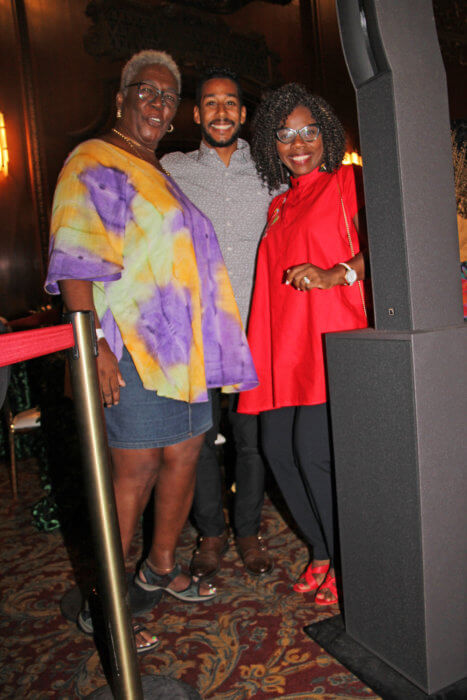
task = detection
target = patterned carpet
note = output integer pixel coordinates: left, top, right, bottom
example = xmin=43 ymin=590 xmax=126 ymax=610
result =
xmin=0 ymin=458 xmax=381 ymax=700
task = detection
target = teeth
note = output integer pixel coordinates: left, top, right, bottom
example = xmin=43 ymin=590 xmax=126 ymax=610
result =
xmin=211 ymin=124 xmax=231 ymax=131
xmin=149 ymin=117 xmax=161 ymax=125
xmin=290 ymin=155 xmax=310 ymax=162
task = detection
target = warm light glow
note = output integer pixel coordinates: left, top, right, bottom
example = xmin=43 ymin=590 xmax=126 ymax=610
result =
xmin=0 ymin=113 xmax=9 ymax=176
xmin=343 ymin=151 xmax=362 ymax=167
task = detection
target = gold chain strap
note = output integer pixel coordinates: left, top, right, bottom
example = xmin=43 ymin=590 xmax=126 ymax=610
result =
xmin=337 ymin=179 xmax=367 ymax=318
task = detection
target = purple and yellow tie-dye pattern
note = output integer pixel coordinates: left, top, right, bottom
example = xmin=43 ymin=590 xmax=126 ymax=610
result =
xmin=45 ymin=139 xmax=258 ymax=402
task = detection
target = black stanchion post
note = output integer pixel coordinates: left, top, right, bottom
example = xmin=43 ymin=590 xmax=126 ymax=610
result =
xmin=65 ymin=311 xmax=143 ymax=699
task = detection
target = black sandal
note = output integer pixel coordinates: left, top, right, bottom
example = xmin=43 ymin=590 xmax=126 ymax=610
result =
xmin=136 ymin=561 xmax=217 ymax=602
xmin=132 ymin=623 xmax=159 ymax=654
xmin=78 ymin=605 xmax=159 ymax=654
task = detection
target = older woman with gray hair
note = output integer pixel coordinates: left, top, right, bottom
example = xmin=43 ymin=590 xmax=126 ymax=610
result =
xmin=45 ymin=50 xmax=257 ymax=651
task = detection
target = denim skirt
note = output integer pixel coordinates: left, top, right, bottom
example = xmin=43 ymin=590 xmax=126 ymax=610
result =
xmin=104 ymin=347 xmax=212 ymax=449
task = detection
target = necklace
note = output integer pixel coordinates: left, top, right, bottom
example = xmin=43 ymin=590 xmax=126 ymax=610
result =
xmin=112 ymin=128 xmax=153 ymax=154
xmin=111 ymin=128 xmax=170 ymax=176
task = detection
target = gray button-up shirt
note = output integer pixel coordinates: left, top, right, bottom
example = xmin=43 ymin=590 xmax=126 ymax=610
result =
xmin=161 ymin=139 xmax=274 ymax=326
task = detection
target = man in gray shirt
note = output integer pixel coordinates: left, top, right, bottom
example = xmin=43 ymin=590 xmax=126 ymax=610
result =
xmin=161 ymin=68 xmax=274 ymax=578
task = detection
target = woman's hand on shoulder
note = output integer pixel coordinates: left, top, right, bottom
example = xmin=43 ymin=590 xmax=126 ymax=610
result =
xmin=285 ymin=263 xmax=343 ymax=291
xmin=97 ymin=340 xmax=126 ymax=406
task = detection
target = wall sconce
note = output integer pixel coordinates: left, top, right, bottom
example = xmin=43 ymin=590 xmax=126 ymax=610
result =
xmin=0 ymin=113 xmax=9 ymax=176
xmin=343 ymin=151 xmax=363 ymax=167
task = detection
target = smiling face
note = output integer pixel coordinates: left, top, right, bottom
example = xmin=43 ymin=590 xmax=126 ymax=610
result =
xmin=194 ymin=77 xmax=246 ymax=149
xmin=276 ymin=105 xmax=324 ymax=178
xmin=116 ymin=63 xmax=179 ymax=149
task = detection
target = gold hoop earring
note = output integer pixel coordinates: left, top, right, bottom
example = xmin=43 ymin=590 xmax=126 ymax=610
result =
xmin=167 ymin=124 xmax=174 ymax=133
xmin=116 ymin=107 xmax=122 ymax=119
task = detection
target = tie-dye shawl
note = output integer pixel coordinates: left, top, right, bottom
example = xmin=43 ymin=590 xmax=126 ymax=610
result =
xmin=45 ymin=139 xmax=258 ymax=402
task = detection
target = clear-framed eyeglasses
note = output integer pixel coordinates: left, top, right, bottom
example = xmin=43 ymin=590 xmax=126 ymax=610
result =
xmin=126 ymin=82 xmax=180 ymax=109
xmin=275 ymin=123 xmax=320 ymax=144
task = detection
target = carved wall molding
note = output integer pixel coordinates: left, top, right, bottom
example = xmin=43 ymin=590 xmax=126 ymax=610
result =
xmin=170 ymin=0 xmax=292 ymax=12
xmin=84 ymin=0 xmax=281 ymax=91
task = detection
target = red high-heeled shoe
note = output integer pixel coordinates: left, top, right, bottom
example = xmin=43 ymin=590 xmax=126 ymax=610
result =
xmin=293 ymin=562 xmax=329 ymax=593
xmin=315 ymin=570 xmax=338 ymax=606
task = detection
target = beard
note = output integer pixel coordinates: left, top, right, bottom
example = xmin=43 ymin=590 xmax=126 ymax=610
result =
xmin=201 ymin=121 xmax=242 ymax=148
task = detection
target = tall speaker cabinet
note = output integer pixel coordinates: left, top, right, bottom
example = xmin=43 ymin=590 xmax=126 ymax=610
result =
xmin=327 ymin=1 xmax=466 ymax=693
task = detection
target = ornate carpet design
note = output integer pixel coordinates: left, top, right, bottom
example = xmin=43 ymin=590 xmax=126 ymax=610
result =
xmin=0 ymin=460 xmax=380 ymax=699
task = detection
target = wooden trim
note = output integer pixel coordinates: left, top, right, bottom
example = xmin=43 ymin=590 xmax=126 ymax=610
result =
xmin=11 ymin=0 xmax=49 ymax=273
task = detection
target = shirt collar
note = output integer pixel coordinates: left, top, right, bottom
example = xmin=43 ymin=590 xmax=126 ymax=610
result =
xmin=289 ymin=163 xmax=330 ymax=190
xmin=197 ymin=138 xmax=251 ymax=164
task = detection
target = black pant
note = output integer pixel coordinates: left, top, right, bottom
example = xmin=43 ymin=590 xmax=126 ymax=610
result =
xmin=192 ymin=390 xmax=265 ymax=538
xmin=261 ymin=403 xmax=334 ymax=562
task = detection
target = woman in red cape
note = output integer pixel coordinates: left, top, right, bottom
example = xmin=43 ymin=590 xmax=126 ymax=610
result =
xmin=238 ymin=84 xmax=368 ymax=605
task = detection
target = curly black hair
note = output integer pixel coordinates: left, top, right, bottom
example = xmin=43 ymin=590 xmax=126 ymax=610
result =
xmin=251 ymin=83 xmax=345 ymax=192
xmin=195 ymin=67 xmax=243 ymax=106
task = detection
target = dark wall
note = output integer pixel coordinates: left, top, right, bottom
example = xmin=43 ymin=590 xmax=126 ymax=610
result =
xmin=0 ymin=0 xmax=46 ymax=318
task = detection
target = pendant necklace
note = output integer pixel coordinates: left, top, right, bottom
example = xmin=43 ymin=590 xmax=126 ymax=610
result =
xmin=111 ymin=128 xmax=170 ymax=176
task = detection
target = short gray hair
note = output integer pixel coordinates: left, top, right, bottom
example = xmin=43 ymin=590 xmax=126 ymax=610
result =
xmin=120 ymin=50 xmax=181 ymax=95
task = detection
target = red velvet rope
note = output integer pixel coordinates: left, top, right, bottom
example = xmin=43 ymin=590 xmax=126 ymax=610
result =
xmin=0 ymin=324 xmax=75 ymax=367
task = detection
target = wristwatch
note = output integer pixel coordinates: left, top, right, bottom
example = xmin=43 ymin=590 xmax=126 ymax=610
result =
xmin=339 ymin=262 xmax=357 ymax=286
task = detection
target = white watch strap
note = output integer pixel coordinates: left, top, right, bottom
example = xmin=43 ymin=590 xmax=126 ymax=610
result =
xmin=338 ymin=262 xmax=357 ymax=286
xmin=96 ymin=328 xmax=105 ymax=341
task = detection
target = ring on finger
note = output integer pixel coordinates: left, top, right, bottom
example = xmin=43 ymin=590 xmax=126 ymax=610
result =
xmin=303 ymin=276 xmax=311 ymax=284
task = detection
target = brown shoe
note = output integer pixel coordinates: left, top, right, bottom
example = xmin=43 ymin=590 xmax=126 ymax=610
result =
xmin=190 ymin=532 xmax=229 ymax=578
xmin=236 ymin=535 xmax=273 ymax=576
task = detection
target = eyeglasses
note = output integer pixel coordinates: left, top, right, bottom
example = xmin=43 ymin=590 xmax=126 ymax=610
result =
xmin=275 ymin=123 xmax=320 ymax=144
xmin=126 ymin=82 xmax=180 ymax=109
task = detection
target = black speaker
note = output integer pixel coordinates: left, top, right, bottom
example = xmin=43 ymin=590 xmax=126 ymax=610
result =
xmin=337 ymin=0 xmax=462 ymax=331
xmin=326 ymin=326 xmax=467 ymax=694
xmin=325 ymin=1 xmax=467 ymax=694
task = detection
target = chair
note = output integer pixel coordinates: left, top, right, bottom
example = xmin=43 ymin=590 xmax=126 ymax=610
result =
xmin=2 ymin=397 xmax=41 ymax=499
xmin=0 ymin=309 xmax=59 ymax=499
